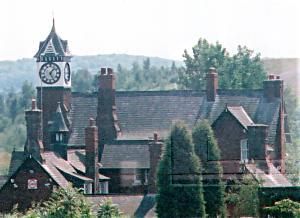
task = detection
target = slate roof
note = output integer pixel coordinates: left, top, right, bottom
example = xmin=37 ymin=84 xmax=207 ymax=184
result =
xmin=87 ymin=194 xmax=156 ymax=218
xmin=49 ymin=103 xmax=69 ymax=132
xmin=69 ymin=89 xmax=282 ymax=146
xmin=67 ymin=149 xmax=87 ymax=173
xmin=226 ymin=106 xmax=254 ymax=129
xmin=34 ymin=19 xmax=70 ymax=57
xmin=69 ymin=93 xmax=97 ymax=145
xmin=41 ymin=152 xmax=94 ymax=183
xmin=8 ymin=151 xmax=25 ymax=176
xmin=100 ymin=142 xmax=150 ymax=169
xmin=0 ymin=176 xmax=8 ymax=189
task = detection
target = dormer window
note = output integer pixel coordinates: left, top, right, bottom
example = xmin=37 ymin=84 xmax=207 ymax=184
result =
xmin=240 ymin=139 xmax=248 ymax=162
xmin=56 ymin=133 xmax=63 ymax=143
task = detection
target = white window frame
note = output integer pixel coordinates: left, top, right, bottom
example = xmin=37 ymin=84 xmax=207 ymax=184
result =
xmin=240 ymin=139 xmax=248 ymax=163
xmin=99 ymin=181 xmax=109 ymax=194
xmin=144 ymin=170 xmax=148 ymax=185
xmin=133 ymin=169 xmax=143 ymax=185
xmin=84 ymin=183 xmax=92 ymax=194
xmin=27 ymin=178 xmax=38 ymax=190
xmin=55 ymin=133 xmax=63 ymax=143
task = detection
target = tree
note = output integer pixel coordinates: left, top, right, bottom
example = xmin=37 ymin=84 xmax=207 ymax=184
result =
xmin=178 ymin=38 xmax=266 ymax=90
xmin=156 ymin=122 xmax=206 ymax=218
xmin=192 ymin=120 xmax=226 ymax=218
xmin=23 ymin=185 xmax=93 ymax=218
xmin=9 ymin=97 xmax=18 ymax=122
xmin=225 ymin=176 xmax=260 ymax=217
xmin=97 ymin=198 xmax=121 ymax=218
xmin=72 ymin=69 xmax=95 ymax=93
xmin=19 ymin=80 xmax=35 ymax=109
xmin=0 ymin=94 xmax=5 ymax=114
xmin=263 ymin=199 xmax=300 ymax=218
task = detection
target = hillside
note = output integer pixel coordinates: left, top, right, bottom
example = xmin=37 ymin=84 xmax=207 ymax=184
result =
xmin=0 ymin=55 xmax=299 ymax=96
xmin=0 ymin=54 xmax=182 ymax=92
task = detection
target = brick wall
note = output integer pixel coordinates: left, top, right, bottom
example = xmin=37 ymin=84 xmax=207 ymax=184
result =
xmin=0 ymin=158 xmax=56 ymax=212
xmin=212 ymin=111 xmax=247 ymax=161
xmin=37 ymin=87 xmax=71 ymax=151
xmin=100 ymin=169 xmax=147 ymax=194
xmin=85 ymin=118 xmax=99 ymax=193
xmin=97 ymin=68 xmax=120 ymax=159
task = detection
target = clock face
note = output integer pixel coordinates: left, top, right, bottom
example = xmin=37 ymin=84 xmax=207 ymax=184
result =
xmin=64 ymin=63 xmax=71 ymax=84
xmin=39 ymin=63 xmax=61 ymax=84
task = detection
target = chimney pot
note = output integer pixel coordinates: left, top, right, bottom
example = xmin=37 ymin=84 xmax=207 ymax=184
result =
xmin=100 ymin=68 xmax=106 ymax=75
xmin=276 ymin=75 xmax=280 ymax=80
xmin=31 ymin=99 xmax=36 ymax=110
xmin=268 ymin=74 xmax=275 ymax=80
xmin=154 ymin=132 xmax=158 ymax=142
xmin=89 ymin=118 xmax=96 ymax=127
xmin=209 ymin=67 xmax=217 ymax=74
xmin=107 ymin=68 xmax=113 ymax=75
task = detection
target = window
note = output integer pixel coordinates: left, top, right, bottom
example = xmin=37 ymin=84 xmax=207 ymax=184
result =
xmin=84 ymin=183 xmax=92 ymax=194
xmin=133 ymin=169 xmax=144 ymax=185
xmin=133 ymin=169 xmax=148 ymax=185
xmin=144 ymin=170 xmax=148 ymax=185
xmin=27 ymin=179 xmax=38 ymax=190
xmin=55 ymin=133 xmax=63 ymax=143
xmin=99 ymin=181 xmax=109 ymax=194
xmin=240 ymin=139 xmax=248 ymax=162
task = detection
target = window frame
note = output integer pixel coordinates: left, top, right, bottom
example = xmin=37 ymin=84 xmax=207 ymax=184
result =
xmin=240 ymin=139 xmax=248 ymax=163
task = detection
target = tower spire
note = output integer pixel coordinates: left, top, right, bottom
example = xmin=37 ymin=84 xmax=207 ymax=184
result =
xmin=51 ymin=17 xmax=55 ymax=33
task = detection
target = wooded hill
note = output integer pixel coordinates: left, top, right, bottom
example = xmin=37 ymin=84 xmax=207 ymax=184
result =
xmin=0 ymin=54 xmax=182 ymax=93
xmin=0 ymin=55 xmax=298 ymax=95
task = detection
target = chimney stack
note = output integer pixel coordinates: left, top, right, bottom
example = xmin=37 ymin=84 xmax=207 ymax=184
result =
xmin=263 ymin=74 xmax=283 ymax=102
xmin=24 ymin=99 xmax=43 ymax=159
xmin=206 ymin=67 xmax=218 ymax=102
xmin=97 ymin=68 xmax=120 ymax=160
xmin=247 ymin=124 xmax=269 ymax=173
xmin=148 ymin=132 xmax=163 ymax=193
xmin=85 ymin=118 xmax=99 ymax=194
xmin=248 ymin=124 xmax=268 ymax=160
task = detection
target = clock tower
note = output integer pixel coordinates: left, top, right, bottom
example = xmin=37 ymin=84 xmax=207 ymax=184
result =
xmin=34 ymin=19 xmax=72 ymax=150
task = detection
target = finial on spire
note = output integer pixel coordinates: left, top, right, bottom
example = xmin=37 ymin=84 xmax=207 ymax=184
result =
xmin=51 ymin=13 xmax=56 ymax=32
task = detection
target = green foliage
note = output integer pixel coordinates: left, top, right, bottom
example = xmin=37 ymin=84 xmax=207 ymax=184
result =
xmin=156 ymin=122 xmax=206 ymax=218
xmin=0 ymin=111 xmax=26 ymax=154
xmin=178 ymin=38 xmax=267 ymax=90
xmin=259 ymin=186 xmax=300 ymax=214
xmin=19 ymin=81 xmax=35 ymax=109
xmin=72 ymin=69 xmax=96 ymax=93
xmin=23 ymin=185 xmax=93 ymax=218
xmin=97 ymin=198 xmax=121 ymax=218
xmin=283 ymin=88 xmax=300 ymax=185
xmin=192 ymin=120 xmax=226 ymax=218
xmin=226 ymin=176 xmax=259 ymax=217
xmin=263 ymin=199 xmax=300 ymax=218
xmin=0 ymin=55 xmax=181 ymax=93
xmin=115 ymin=60 xmax=178 ymax=91
xmin=71 ymin=59 xmax=179 ymax=93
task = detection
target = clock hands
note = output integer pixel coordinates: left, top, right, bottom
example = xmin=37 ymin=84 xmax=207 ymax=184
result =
xmin=49 ymin=69 xmax=55 ymax=79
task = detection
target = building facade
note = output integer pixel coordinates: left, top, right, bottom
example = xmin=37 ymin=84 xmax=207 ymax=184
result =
xmin=0 ymin=21 xmax=292 ymax=212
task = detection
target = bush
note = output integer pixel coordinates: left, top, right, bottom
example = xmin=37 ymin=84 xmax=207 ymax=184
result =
xmin=97 ymin=198 xmax=121 ymax=218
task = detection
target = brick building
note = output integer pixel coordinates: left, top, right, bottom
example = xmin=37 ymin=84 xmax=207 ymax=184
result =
xmin=0 ymin=20 xmax=292 ymax=212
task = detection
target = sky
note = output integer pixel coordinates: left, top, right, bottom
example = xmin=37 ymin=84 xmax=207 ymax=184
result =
xmin=0 ymin=0 xmax=299 ymax=61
